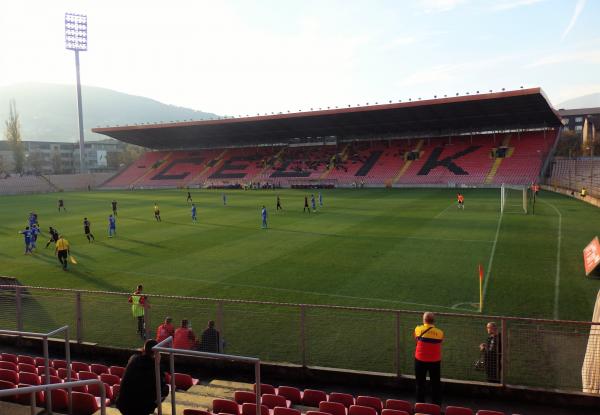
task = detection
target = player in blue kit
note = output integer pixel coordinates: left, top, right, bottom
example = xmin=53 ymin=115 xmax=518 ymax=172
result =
xmin=311 ymin=194 xmax=316 ymax=212
xmin=222 ymin=193 xmax=227 ymax=206
xmin=30 ymin=224 xmax=40 ymax=250
xmin=19 ymin=226 xmax=32 ymax=254
xmin=261 ymin=206 xmax=268 ymax=229
xmin=191 ymin=204 xmax=197 ymax=222
xmin=108 ymin=214 xmax=116 ymax=237
xmin=319 ymin=192 xmax=323 ymax=207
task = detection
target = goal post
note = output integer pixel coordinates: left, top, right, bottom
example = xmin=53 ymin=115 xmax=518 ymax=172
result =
xmin=501 ymin=184 xmax=529 ymax=214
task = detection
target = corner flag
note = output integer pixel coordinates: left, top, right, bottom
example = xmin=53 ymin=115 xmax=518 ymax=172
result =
xmin=478 ymin=264 xmax=484 ymax=312
xmin=70 ymin=255 xmax=78 ymax=265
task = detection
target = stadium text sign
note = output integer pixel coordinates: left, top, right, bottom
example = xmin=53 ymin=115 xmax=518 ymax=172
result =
xmin=583 ymin=237 xmax=600 ymax=276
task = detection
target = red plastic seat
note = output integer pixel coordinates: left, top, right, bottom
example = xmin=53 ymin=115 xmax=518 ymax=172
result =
xmin=385 ymin=400 xmax=412 ymax=414
xmin=0 ymin=369 xmax=18 ymax=384
xmin=329 ymin=393 xmax=355 ymax=409
xmin=18 ymin=363 xmax=37 ymax=374
xmin=277 ymin=386 xmax=302 ymax=404
xmin=90 ymin=363 xmax=109 ymax=376
xmin=109 ymin=365 xmax=125 ymax=377
xmin=303 ymin=389 xmax=328 ymax=407
xmin=1 ymin=353 xmax=18 ymax=364
xmin=40 ymin=375 xmax=62 ymax=384
xmin=37 ymin=366 xmax=58 ymax=377
xmin=356 ymin=396 xmax=383 ymax=414
xmin=235 ymin=390 xmax=257 ymax=404
xmin=242 ymin=403 xmax=270 ymax=415
xmin=71 ymin=391 xmax=99 ymax=415
xmin=307 ymin=411 xmax=331 ymax=415
xmin=112 ymin=384 xmax=120 ymax=400
xmin=184 ymin=410 xmax=214 ymax=415
xmin=0 ymin=379 xmax=17 ymax=402
xmin=52 ymin=359 xmax=67 ymax=369
xmin=213 ymin=398 xmax=241 ymax=415
xmin=17 ymin=355 xmax=36 ymax=366
xmin=51 ymin=388 xmax=69 ymax=411
xmin=320 ymin=401 xmax=347 ymax=415
xmin=476 ymin=411 xmax=505 ymax=415
xmin=349 ymin=405 xmax=377 ymax=415
xmin=100 ymin=373 xmax=120 ymax=386
xmin=78 ymin=371 xmax=99 ymax=381
xmin=381 ymin=410 xmax=409 ymax=415
xmin=15 ymin=384 xmax=44 ymax=406
xmin=262 ymin=393 xmax=288 ymax=409
xmin=34 ymin=357 xmax=47 ymax=367
xmin=273 ymin=407 xmax=301 ymax=415
xmin=58 ymin=368 xmax=78 ymax=380
xmin=445 ymin=407 xmax=474 ymax=415
xmin=172 ymin=372 xmax=196 ymax=390
xmin=253 ymin=383 xmax=276 ymax=395
xmin=72 ymin=361 xmax=90 ymax=373
xmin=18 ymin=372 xmax=40 ymax=386
xmin=414 ymin=403 xmax=440 ymax=415
xmin=88 ymin=382 xmax=113 ymax=401
xmin=0 ymin=362 xmax=17 ymax=372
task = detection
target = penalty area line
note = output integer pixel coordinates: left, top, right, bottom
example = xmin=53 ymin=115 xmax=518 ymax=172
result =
xmin=481 ymin=209 xmax=503 ymax=310
xmin=539 ymin=199 xmax=562 ymax=320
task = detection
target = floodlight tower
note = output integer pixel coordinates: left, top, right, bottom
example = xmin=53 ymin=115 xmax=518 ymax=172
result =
xmin=65 ymin=13 xmax=88 ymax=173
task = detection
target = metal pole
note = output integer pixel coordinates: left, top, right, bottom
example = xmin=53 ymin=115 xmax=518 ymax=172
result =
xmin=300 ymin=305 xmax=306 ymax=367
xmin=395 ymin=311 xmax=400 ymax=377
xmin=15 ymin=286 xmax=23 ymax=332
xmin=74 ymin=50 xmax=86 ymax=173
xmin=65 ymin=327 xmax=72 ymax=415
xmin=501 ymin=318 xmax=507 ymax=387
xmin=144 ymin=297 xmax=151 ymax=340
xmin=217 ymin=301 xmax=224 ymax=352
xmin=155 ymin=348 xmax=163 ymax=415
xmin=254 ymin=361 xmax=261 ymax=415
xmin=76 ymin=292 xmax=83 ymax=343
xmin=43 ymin=336 xmax=52 ymax=413
xmin=30 ymin=389 xmax=36 ymax=415
xmin=170 ymin=352 xmax=176 ymax=415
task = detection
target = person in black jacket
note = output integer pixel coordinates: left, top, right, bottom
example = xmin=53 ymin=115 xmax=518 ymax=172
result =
xmin=199 ymin=320 xmax=221 ymax=353
xmin=479 ymin=321 xmax=502 ymax=383
xmin=116 ymin=339 xmax=169 ymax=415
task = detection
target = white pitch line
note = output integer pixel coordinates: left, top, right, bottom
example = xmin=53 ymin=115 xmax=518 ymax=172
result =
xmin=482 ymin=210 xmax=504 ymax=308
xmin=540 ymin=199 xmax=562 ymax=320
xmin=433 ymin=202 xmax=456 ymax=219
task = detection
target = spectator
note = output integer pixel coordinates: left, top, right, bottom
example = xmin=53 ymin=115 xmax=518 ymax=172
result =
xmin=479 ymin=322 xmax=502 ymax=383
xmin=128 ymin=285 xmax=147 ymax=340
xmin=156 ymin=316 xmax=175 ymax=343
xmin=116 ymin=339 xmax=169 ymax=415
xmin=173 ymin=319 xmax=197 ymax=350
xmin=414 ymin=312 xmax=444 ymax=405
xmin=199 ymin=320 xmax=221 ymax=353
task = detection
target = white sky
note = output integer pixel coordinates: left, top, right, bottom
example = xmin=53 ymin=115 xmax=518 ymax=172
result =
xmin=0 ymin=0 xmax=599 ymax=115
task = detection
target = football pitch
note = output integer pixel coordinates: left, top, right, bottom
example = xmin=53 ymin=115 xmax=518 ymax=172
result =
xmin=1 ymin=187 xmax=599 ymax=322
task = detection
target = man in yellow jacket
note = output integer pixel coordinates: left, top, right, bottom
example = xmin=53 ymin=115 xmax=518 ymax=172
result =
xmin=55 ymin=235 xmax=70 ymax=271
xmin=414 ymin=312 xmax=444 ymax=405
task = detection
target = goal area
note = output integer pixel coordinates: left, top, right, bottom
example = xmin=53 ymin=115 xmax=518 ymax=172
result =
xmin=501 ymin=184 xmax=531 ymax=214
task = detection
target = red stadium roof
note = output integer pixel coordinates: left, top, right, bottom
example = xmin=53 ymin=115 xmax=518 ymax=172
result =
xmin=93 ymin=88 xmax=561 ymax=150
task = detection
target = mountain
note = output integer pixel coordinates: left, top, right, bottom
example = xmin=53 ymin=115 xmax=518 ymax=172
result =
xmin=0 ymin=82 xmax=218 ymax=142
xmin=557 ymin=93 xmax=600 ymax=110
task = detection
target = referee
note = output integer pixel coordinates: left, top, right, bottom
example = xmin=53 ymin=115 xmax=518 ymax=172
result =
xmin=55 ymin=235 xmax=70 ymax=271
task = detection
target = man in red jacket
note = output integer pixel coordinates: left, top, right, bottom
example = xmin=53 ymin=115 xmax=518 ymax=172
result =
xmin=173 ymin=319 xmax=198 ymax=350
xmin=414 ymin=312 xmax=444 ymax=405
xmin=155 ymin=316 xmax=175 ymax=343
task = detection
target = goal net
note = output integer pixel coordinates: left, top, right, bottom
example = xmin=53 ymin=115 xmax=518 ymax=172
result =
xmin=501 ymin=184 xmax=529 ymax=214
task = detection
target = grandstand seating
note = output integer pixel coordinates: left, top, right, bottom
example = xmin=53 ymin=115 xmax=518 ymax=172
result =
xmin=102 ymin=132 xmax=556 ymax=189
xmin=0 ymin=175 xmax=53 ymax=195
xmin=0 ymin=352 xmax=546 ymax=414
xmin=548 ymin=157 xmax=600 ymax=197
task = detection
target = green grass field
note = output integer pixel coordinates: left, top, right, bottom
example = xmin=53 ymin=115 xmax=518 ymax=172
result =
xmin=1 ymin=188 xmax=599 ymax=389
xmin=1 ymin=188 xmax=599 ymax=321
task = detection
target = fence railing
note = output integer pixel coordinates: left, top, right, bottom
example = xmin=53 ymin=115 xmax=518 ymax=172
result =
xmin=0 ymin=379 xmax=107 ymax=415
xmin=0 ymin=284 xmax=598 ymax=394
xmin=0 ymin=326 xmax=71 ymax=413
xmin=153 ymin=336 xmax=262 ymax=415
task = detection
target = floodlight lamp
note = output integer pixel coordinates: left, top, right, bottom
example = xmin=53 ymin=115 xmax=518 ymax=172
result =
xmin=489 ymin=90 xmax=492 ymax=92
xmin=502 ymin=88 xmax=505 ymax=91
xmin=408 ymin=98 xmax=411 ymax=101
xmin=389 ymin=100 xmax=392 ymax=103
xmin=520 ymin=86 xmax=523 ymax=89
xmin=65 ymin=13 xmax=88 ymax=51
xmin=476 ymin=90 xmax=479 ymax=93
xmin=434 ymin=95 xmax=437 ymax=98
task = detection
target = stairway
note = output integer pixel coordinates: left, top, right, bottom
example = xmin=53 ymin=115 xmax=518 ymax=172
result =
xmin=320 ymin=144 xmax=349 ymax=179
xmin=39 ymin=175 xmax=59 ymax=192
xmin=185 ymin=149 xmax=229 ymax=186
xmin=393 ymin=139 xmax=424 ymax=184
xmin=484 ymin=135 xmax=511 ymax=184
xmin=131 ymin=152 xmax=173 ymax=187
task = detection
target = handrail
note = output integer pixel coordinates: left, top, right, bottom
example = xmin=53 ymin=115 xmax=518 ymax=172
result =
xmin=153 ymin=336 xmax=261 ymax=415
xmin=0 ymin=326 xmax=71 ymax=414
xmin=0 ymin=379 xmax=106 ymax=415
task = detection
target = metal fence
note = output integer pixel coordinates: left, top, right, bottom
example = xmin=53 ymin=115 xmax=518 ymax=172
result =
xmin=0 ymin=284 xmax=597 ymax=394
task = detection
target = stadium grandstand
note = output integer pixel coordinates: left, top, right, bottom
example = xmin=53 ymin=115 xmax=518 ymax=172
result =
xmin=93 ymin=88 xmax=561 ymax=190
xmin=3 ymin=87 xmax=600 ymax=415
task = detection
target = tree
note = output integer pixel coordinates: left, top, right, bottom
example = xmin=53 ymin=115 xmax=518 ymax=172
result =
xmin=118 ymin=144 xmax=145 ymax=166
xmin=4 ymin=100 xmax=25 ymax=173
xmin=51 ymin=151 xmax=62 ymax=174
xmin=28 ymin=150 xmax=44 ymax=175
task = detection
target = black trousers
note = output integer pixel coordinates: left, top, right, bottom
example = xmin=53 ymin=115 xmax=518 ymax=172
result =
xmin=415 ymin=359 xmax=441 ymax=405
xmin=57 ymin=250 xmax=68 ymax=269
xmin=137 ymin=316 xmax=145 ymax=338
